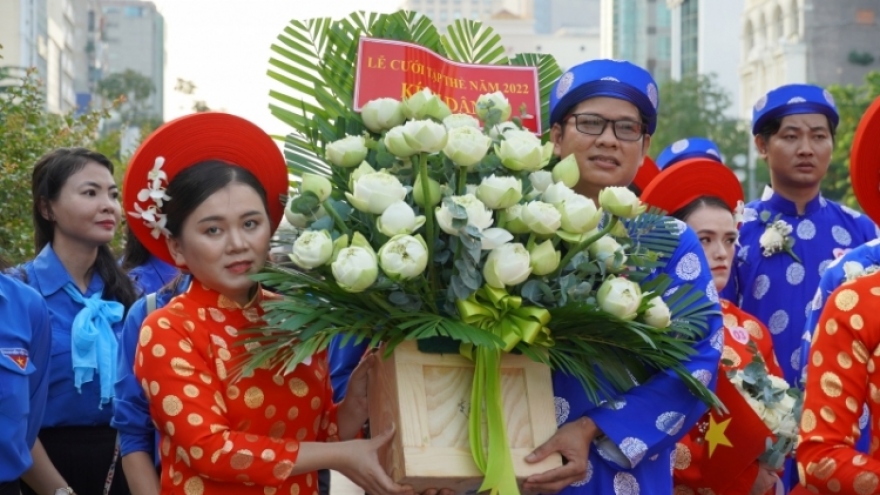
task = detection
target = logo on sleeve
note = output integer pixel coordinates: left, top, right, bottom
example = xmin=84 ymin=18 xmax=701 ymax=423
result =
xmin=1 ymin=348 xmax=28 ymax=370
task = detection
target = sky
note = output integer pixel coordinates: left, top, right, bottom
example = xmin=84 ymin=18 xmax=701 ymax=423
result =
xmin=150 ymin=0 xmax=404 ymax=137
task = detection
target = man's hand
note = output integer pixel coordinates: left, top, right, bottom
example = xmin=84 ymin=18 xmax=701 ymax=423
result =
xmin=522 ymin=416 xmax=599 ymax=494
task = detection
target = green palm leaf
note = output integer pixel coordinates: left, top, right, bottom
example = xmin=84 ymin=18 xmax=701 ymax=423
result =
xmin=441 ymin=19 xmax=507 ymax=65
xmin=508 ymin=53 xmax=562 ymax=137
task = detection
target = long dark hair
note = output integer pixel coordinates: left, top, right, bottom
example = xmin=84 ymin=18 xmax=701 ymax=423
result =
xmin=31 ymin=147 xmax=137 ymax=309
xmin=163 ymin=160 xmax=269 ymax=238
xmin=121 ymin=226 xmax=152 ymax=272
xmin=671 ymin=195 xmax=733 ymax=222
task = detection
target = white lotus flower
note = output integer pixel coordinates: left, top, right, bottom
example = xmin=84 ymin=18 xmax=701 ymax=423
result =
xmin=326 ymin=135 xmax=369 ymax=168
xmin=289 ymin=230 xmax=333 ymax=269
xmin=361 ymin=98 xmax=405 ymax=133
xmin=443 ymin=126 xmax=491 ymax=168
xmin=597 ymin=277 xmax=642 ymax=321
xmin=476 ymin=175 xmax=522 ymax=210
xmin=378 ymin=234 xmax=429 ymax=281
xmin=376 ymin=201 xmax=426 ymax=237
xmin=483 ymin=243 xmax=531 ymax=288
xmin=345 ymin=172 xmax=408 ymax=215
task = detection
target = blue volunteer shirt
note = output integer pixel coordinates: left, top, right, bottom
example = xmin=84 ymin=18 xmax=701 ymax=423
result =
xmin=16 ymin=244 xmax=125 ymax=427
xmin=553 ymin=220 xmax=723 ymax=494
xmin=0 ymin=274 xmax=51 ymax=482
xmin=328 ymin=336 xmax=369 ymax=403
xmin=112 ymin=277 xmax=189 ymax=460
xmin=128 ymin=254 xmax=179 ymax=297
xmin=722 ymin=188 xmax=878 ymax=386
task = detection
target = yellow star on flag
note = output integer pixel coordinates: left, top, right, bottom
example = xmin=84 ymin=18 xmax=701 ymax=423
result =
xmin=705 ymin=414 xmax=733 ymax=457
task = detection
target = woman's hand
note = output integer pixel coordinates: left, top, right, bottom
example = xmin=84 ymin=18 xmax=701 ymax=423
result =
xmin=337 ymin=349 xmax=377 ymax=439
xmin=334 ymin=425 xmax=413 ymax=495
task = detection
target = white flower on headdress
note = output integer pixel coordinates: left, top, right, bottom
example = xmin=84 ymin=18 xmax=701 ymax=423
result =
xmin=130 ymin=155 xmax=172 ymax=238
xmin=129 ymin=203 xmax=170 ymax=239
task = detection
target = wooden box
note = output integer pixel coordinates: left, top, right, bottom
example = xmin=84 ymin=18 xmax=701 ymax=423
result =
xmin=368 ymin=340 xmax=562 ymax=494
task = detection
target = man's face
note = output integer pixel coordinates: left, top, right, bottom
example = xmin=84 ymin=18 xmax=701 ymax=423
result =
xmin=757 ymin=113 xmax=833 ymax=191
xmin=550 ymin=97 xmax=651 ymax=200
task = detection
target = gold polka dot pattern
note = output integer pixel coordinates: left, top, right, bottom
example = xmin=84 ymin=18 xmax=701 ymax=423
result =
xmin=134 ymin=282 xmax=341 ymax=493
xmin=798 ymin=272 xmax=880 ymax=493
xmin=674 ymin=301 xmax=784 ymax=492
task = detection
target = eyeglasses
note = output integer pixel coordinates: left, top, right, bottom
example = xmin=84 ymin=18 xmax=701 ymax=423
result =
xmin=566 ymin=113 xmax=646 ymax=142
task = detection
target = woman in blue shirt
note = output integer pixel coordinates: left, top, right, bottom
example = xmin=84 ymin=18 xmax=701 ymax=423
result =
xmin=18 ymin=148 xmax=138 ymax=495
xmin=0 ymin=260 xmax=51 ymax=495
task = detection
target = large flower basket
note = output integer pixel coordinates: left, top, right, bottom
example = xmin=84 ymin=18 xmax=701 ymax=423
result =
xmin=245 ymin=10 xmax=720 ymax=495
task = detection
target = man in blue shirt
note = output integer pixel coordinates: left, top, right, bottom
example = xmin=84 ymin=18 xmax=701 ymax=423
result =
xmin=0 ymin=274 xmax=51 ymax=494
xmin=522 ymin=59 xmax=723 ymax=495
xmin=722 ymin=84 xmax=878 ymax=387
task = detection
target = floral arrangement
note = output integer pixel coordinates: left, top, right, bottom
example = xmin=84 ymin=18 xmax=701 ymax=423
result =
xmin=726 ymin=346 xmax=802 ymax=470
xmin=246 ymin=10 xmax=719 ymax=494
xmin=842 ymin=260 xmax=880 ymax=282
xmin=758 ymin=211 xmax=800 ymax=262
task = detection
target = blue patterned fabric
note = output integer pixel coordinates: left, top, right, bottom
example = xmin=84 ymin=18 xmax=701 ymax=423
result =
xmin=0 ymin=275 xmax=51 ymax=481
xmin=16 ymin=245 xmax=126 ymax=427
xmin=655 ymin=137 xmax=722 ymax=170
xmin=549 ymin=59 xmax=660 ymax=133
xmin=751 ymin=83 xmax=839 ymax=135
xmin=552 ymin=220 xmax=723 ymax=494
xmin=721 ymin=188 xmax=879 ymax=387
xmin=112 ymin=277 xmax=189 ymax=460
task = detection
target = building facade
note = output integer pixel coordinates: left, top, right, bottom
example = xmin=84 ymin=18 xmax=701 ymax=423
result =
xmin=401 ymin=0 xmax=517 ymax=29
xmin=534 ymin=0 xmax=600 ymax=34
xmin=739 ymin=0 xmax=880 ymax=118
xmin=599 ymin=0 xmax=673 ymax=83
xmin=99 ymin=0 xmax=165 ymax=120
xmin=667 ymin=0 xmax=745 ymax=116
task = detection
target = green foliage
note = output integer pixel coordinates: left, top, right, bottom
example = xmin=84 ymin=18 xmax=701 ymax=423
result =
xmin=821 ymin=71 xmax=880 ymax=207
xmin=97 ymin=69 xmax=159 ymax=126
xmin=651 ymin=73 xmax=750 ymax=171
xmin=0 ymin=69 xmax=119 ymax=262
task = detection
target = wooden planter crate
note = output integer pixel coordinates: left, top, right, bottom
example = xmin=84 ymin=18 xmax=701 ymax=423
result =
xmin=368 ymin=340 xmax=562 ymax=494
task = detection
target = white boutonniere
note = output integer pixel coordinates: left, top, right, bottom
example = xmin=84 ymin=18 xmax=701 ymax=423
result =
xmin=758 ymin=211 xmax=800 ymax=263
xmin=843 ymin=261 xmax=880 ymax=282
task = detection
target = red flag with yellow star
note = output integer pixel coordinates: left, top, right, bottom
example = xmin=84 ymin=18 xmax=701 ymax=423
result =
xmin=1 ymin=348 xmax=28 ymax=370
xmin=700 ymin=373 xmax=775 ymax=493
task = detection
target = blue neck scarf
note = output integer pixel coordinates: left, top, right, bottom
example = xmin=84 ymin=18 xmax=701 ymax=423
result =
xmin=63 ymin=283 xmax=124 ymax=407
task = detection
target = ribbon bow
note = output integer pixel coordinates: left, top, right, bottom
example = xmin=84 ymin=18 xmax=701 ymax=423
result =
xmin=64 ymin=283 xmax=125 ymax=407
xmin=455 ymin=286 xmax=553 ymax=495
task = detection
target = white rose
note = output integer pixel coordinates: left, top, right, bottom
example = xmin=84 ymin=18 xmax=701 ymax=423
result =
xmin=331 ymin=233 xmax=378 ymax=293
xmin=773 ymin=392 xmax=797 ymax=416
xmin=476 ymin=174 xmax=522 ymax=210
xmin=402 ymin=87 xmax=451 ymax=120
xmin=520 ymin=201 xmax=562 ymax=235
xmin=484 ymin=243 xmax=532 ymax=288
xmin=326 ymin=135 xmax=368 ymax=168
xmin=378 ymin=234 xmax=429 ymax=281
xmin=402 ymin=119 xmax=448 ymax=154
xmin=588 ymin=235 xmax=626 ymax=271
xmin=435 ymin=194 xmax=494 ymax=236
xmin=376 ymin=201 xmax=426 ymax=237
xmin=598 ymin=186 xmax=646 ymax=218
xmin=541 ymin=182 xmax=577 ymax=205
xmin=361 ymin=98 xmax=405 ymax=133
xmin=284 ymin=194 xmax=327 ymax=229
xmin=776 ymin=412 xmax=799 ymax=439
xmin=528 ymin=239 xmax=560 ymax=276
xmin=496 ymin=134 xmax=553 ymax=172
xmin=443 ymin=113 xmax=482 ymax=131
xmin=500 ymin=204 xmax=530 ymax=234
xmin=301 ymin=173 xmax=332 ymax=202
xmin=596 ymin=277 xmax=642 ymax=321
xmin=345 ymin=172 xmax=408 ymax=215
xmin=558 ymin=195 xmax=602 ymax=234
xmin=767 ymin=375 xmax=790 ymax=392
xmin=528 ymin=171 xmax=554 ymax=193
xmin=475 ymin=91 xmax=512 ymax=123
xmin=762 ymin=407 xmax=781 ymax=432
xmin=759 ymin=228 xmax=785 ymax=255
xmin=843 ymin=261 xmax=866 ymax=281
xmin=289 ymin=230 xmax=333 ymax=269
xmin=443 ymin=126 xmax=491 ymax=168
xmin=772 ymin=220 xmax=793 ymax=236
xmin=643 ymin=297 xmax=672 ymax=329
xmin=384 ymin=125 xmax=418 ymax=158
xmin=552 ymin=154 xmax=580 ymax=188
xmin=745 ymin=395 xmax=767 ymax=421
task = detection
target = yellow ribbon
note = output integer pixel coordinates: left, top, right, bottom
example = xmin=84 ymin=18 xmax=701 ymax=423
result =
xmin=456 ymin=286 xmax=553 ymax=356
xmin=455 ymin=286 xmax=553 ymax=495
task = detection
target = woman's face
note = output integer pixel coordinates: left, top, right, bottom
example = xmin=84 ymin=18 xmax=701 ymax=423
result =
xmin=166 ymin=182 xmax=272 ymax=306
xmin=45 ymin=161 xmax=121 ymax=248
xmin=685 ymin=205 xmax=738 ymax=292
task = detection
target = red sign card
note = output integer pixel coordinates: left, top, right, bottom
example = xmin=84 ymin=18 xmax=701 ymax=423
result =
xmin=354 ymin=37 xmax=542 ymax=133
